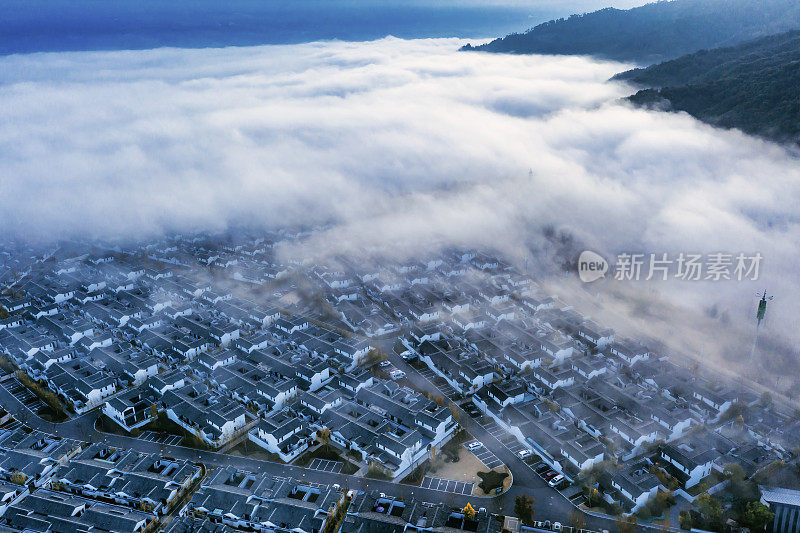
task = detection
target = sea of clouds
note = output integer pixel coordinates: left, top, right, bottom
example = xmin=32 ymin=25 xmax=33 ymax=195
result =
xmin=1 ymin=37 xmax=798 ymax=384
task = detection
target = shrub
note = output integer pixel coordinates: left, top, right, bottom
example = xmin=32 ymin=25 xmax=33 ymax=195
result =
xmin=638 ymin=506 xmax=651 ymax=521
xmin=678 ymin=510 xmax=693 ymax=530
xmin=477 ymin=470 xmax=509 ymax=494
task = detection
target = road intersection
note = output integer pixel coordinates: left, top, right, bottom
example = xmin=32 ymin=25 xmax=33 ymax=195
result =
xmin=0 ymin=360 xmax=679 ymax=533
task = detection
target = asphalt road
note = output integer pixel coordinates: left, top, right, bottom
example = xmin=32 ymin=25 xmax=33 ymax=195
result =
xmin=381 ymin=347 xmax=684 ymax=532
xmin=381 ymin=349 xmax=609 ymax=529
xmin=0 ymin=379 xmax=499 ymax=510
xmin=0 ymin=366 xmax=677 ymax=532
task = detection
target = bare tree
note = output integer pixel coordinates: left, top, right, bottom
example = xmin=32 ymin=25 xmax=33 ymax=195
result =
xmin=569 ymin=510 xmax=586 ymax=531
xmin=615 ymin=514 xmax=637 ymax=533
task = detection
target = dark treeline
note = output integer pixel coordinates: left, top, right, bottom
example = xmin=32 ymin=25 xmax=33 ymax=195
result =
xmin=461 ymin=0 xmax=800 ymax=64
xmin=619 ymin=31 xmax=800 ymax=144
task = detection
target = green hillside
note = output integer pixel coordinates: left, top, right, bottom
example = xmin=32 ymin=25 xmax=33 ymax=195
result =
xmin=461 ymin=0 xmax=800 ymax=63
xmin=620 ymin=31 xmax=800 ymax=144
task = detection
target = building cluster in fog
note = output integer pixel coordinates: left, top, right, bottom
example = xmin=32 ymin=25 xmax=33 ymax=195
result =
xmin=0 ymin=230 xmax=798 ymax=531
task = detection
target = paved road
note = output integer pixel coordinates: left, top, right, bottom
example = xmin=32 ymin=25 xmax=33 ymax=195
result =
xmin=382 ymin=347 xmax=682 ymax=532
xmin=381 ymin=349 xmax=596 ymax=525
xmin=0 ymin=381 xmax=499 ymax=510
xmin=0 ymin=364 xmax=676 ymax=532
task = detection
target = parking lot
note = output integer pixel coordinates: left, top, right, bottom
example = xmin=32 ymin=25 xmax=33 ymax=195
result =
xmin=470 ymin=414 xmax=543 ymax=467
xmin=308 ymin=458 xmax=343 ymax=473
xmin=411 ymin=367 xmax=571 ymax=490
xmin=138 ymin=431 xmax=183 ymax=446
xmin=415 ymin=367 xmax=460 ymax=399
xmin=499 ymin=434 xmax=527 ymax=455
xmin=420 ymin=476 xmax=474 ymax=495
xmin=1 ymin=418 xmax=23 ymax=431
xmin=1 ymin=379 xmax=48 ymax=414
xmin=461 ymin=402 xmax=482 ymax=418
xmin=464 ymin=441 xmax=503 ymax=469
xmin=416 ymin=366 xmax=438 ymax=382
xmin=479 ymin=419 xmax=507 ymax=440
xmin=435 ymin=380 xmax=459 ymax=398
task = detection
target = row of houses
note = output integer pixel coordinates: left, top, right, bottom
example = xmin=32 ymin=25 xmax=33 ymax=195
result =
xmin=249 ymin=371 xmax=457 ymax=479
xmin=180 ymin=466 xmax=339 ymax=533
xmin=3 ymin=232 xmax=796 ymax=520
xmin=0 ymin=428 xmax=186 ymax=533
xmin=342 ymin=490 xmax=501 ymax=533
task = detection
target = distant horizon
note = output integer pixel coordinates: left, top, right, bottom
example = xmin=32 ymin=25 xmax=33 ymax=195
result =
xmin=1 ymin=0 xmax=652 ymax=55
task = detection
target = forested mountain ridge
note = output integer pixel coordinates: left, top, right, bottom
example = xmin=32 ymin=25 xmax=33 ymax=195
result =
xmin=460 ymin=0 xmax=800 ymax=63
xmin=619 ymin=31 xmax=800 ymax=144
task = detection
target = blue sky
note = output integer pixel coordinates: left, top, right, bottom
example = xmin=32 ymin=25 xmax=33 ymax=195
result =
xmin=2 ymin=0 xmax=650 ymax=54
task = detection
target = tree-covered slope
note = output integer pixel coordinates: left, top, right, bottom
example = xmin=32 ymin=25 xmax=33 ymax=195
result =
xmin=620 ymin=31 xmax=800 ymax=144
xmin=461 ymin=0 xmax=800 ymax=63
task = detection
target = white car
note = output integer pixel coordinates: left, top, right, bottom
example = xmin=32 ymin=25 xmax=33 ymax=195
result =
xmin=379 ymin=361 xmax=392 ymax=367
xmin=548 ymin=474 xmax=564 ymax=487
xmin=517 ymin=449 xmax=532 ymax=459
xmin=467 ymin=441 xmax=483 ymax=451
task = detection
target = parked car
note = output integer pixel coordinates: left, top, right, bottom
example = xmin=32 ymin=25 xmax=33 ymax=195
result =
xmin=548 ymin=474 xmax=564 ymax=487
xmin=467 ymin=441 xmax=483 ymax=451
xmin=543 ymin=470 xmax=558 ymax=480
xmin=517 ymin=449 xmax=532 ymax=459
xmin=380 ymin=361 xmax=392 ymax=367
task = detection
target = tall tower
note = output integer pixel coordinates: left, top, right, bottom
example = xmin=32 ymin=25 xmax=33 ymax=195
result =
xmin=750 ymin=290 xmax=772 ymax=362
xmin=756 ymin=290 xmax=769 ymax=325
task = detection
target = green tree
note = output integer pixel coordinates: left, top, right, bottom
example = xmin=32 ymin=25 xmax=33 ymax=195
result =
xmin=656 ymin=490 xmax=676 ymax=510
xmin=741 ymin=501 xmax=773 ymax=531
xmin=638 ymin=505 xmax=652 ymax=520
xmin=695 ymin=493 xmax=723 ymax=529
xmin=727 ymin=469 xmax=761 ymax=514
xmin=678 ymin=510 xmax=693 ymax=530
xmin=759 ymin=392 xmax=773 ymax=408
xmin=584 ymin=486 xmax=604 ymax=508
xmin=723 ymin=463 xmax=746 ymax=481
xmin=513 ymin=494 xmax=535 ymax=526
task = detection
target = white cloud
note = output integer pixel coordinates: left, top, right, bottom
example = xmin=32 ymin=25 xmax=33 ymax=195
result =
xmin=1 ymin=37 xmax=799 ymax=382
